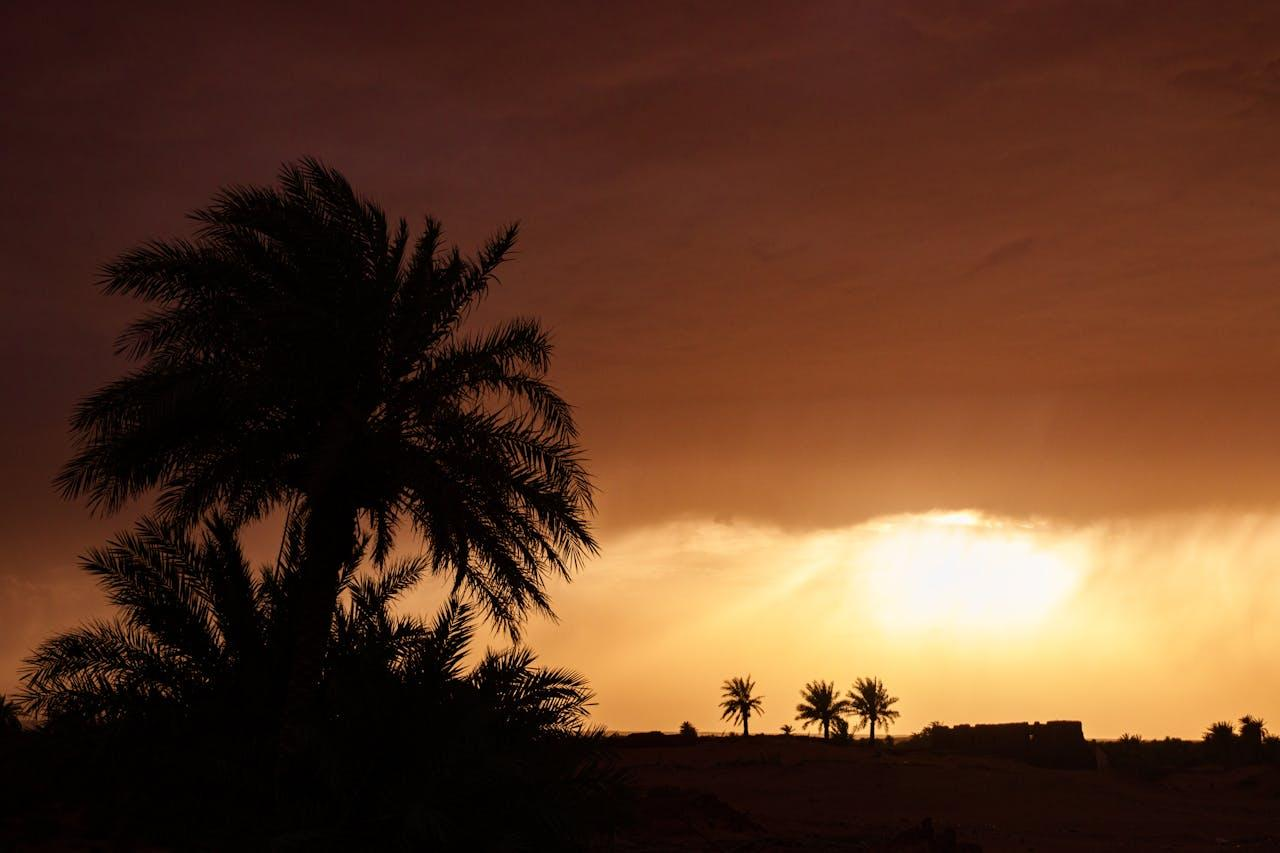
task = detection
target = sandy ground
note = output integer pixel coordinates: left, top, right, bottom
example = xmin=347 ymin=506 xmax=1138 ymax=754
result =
xmin=604 ymin=736 xmax=1280 ymax=851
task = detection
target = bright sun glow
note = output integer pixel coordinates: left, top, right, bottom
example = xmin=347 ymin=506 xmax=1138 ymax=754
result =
xmin=859 ymin=511 xmax=1084 ymax=632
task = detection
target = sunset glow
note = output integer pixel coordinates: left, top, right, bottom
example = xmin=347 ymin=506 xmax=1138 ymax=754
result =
xmin=860 ymin=511 xmax=1083 ymax=632
xmin=498 ymin=510 xmax=1280 ymax=740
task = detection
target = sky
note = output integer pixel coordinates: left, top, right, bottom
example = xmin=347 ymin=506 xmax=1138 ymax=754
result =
xmin=3 ymin=1 xmax=1280 ymax=737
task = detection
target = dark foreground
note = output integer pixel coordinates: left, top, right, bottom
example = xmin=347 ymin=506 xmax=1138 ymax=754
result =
xmin=6 ymin=733 xmax=1280 ymax=851
xmin=606 ymin=736 xmax=1280 ymax=852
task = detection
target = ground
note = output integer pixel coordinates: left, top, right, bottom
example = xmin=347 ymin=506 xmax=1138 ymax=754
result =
xmin=606 ymin=736 xmax=1280 ymax=851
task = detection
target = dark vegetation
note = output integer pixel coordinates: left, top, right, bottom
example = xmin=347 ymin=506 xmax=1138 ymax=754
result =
xmin=1103 ymin=717 xmax=1279 ymax=775
xmin=3 ymin=160 xmax=614 ymax=851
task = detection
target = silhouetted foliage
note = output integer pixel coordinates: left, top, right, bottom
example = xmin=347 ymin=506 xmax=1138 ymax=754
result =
xmin=795 ymin=679 xmax=852 ymax=740
xmin=20 ymin=516 xmax=279 ymax=727
xmin=848 ymin=676 xmax=899 ymax=743
xmin=55 ymin=158 xmax=598 ymax=745
xmin=780 ymin=724 xmax=793 ymax=736
xmin=0 ymin=694 xmax=20 ymax=735
xmin=720 ymin=676 xmax=763 ymax=737
xmin=1105 ymin=734 xmax=1215 ymax=775
xmin=1203 ymin=719 xmax=1236 ymax=764
xmin=831 ymin=716 xmax=852 ymax=742
xmin=1239 ymin=715 xmax=1266 ymax=738
xmin=916 ymin=720 xmax=946 ymax=747
xmin=679 ymin=721 xmax=698 ymax=739
xmin=16 ymin=520 xmax=619 ymax=849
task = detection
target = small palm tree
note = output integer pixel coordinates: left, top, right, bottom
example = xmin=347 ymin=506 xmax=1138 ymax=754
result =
xmin=848 ymin=676 xmax=900 ymax=743
xmin=19 ymin=516 xmax=273 ymax=724
xmin=22 ymin=515 xmax=594 ymax=743
xmin=1204 ymin=720 xmax=1235 ymax=741
xmin=1239 ymin=715 xmax=1267 ymax=744
xmin=780 ymin=724 xmax=793 ymax=736
xmin=795 ymin=679 xmax=852 ymax=740
xmin=1204 ymin=720 xmax=1236 ymax=763
xmin=720 ymin=676 xmax=764 ymax=736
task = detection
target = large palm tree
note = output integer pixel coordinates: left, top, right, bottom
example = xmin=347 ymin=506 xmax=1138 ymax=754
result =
xmin=795 ymin=680 xmax=851 ymax=740
xmin=54 ymin=159 xmax=597 ymax=739
xmin=719 ymin=676 xmax=764 ymax=736
xmin=848 ymin=676 xmax=899 ymax=743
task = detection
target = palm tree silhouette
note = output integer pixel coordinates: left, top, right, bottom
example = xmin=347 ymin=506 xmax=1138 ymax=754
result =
xmin=1239 ymin=715 xmax=1267 ymax=742
xmin=1239 ymin=715 xmax=1267 ymax=762
xmin=21 ymin=515 xmax=594 ymax=740
xmin=720 ymin=676 xmax=763 ymax=736
xmin=795 ymin=680 xmax=851 ymax=740
xmin=1204 ymin=720 xmax=1235 ymax=741
xmin=848 ymin=676 xmax=899 ymax=743
xmin=19 ymin=516 xmax=275 ymax=724
xmin=54 ymin=159 xmax=597 ymax=744
xmin=1204 ymin=719 xmax=1236 ymax=763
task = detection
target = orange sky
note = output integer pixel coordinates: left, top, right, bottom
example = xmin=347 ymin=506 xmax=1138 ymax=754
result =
xmin=3 ymin=1 xmax=1280 ymax=736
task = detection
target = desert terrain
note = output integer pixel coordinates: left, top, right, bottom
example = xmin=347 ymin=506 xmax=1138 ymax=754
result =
xmin=608 ymin=736 xmax=1280 ymax=851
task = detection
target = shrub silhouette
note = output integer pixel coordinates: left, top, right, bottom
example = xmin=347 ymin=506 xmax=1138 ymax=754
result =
xmin=795 ymin=680 xmax=852 ymax=740
xmin=679 ymin=721 xmax=698 ymax=739
xmin=780 ymin=724 xmax=794 ymax=736
xmin=917 ymin=720 xmax=946 ymax=747
xmin=831 ymin=716 xmax=852 ymax=742
xmin=848 ymin=676 xmax=899 ymax=743
xmin=0 ymin=695 xmax=20 ymax=735
xmin=720 ymin=676 xmax=764 ymax=736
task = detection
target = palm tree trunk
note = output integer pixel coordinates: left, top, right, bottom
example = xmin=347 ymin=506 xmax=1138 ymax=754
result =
xmin=822 ymin=719 xmax=829 ymax=740
xmin=869 ymin=718 xmax=876 ymax=743
xmin=743 ymin=712 xmax=749 ymax=737
xmin=277 ymin=491 xmax=355 ymax=767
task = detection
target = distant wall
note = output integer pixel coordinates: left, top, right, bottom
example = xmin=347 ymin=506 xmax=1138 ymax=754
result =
xmin=930 ymin=721 xmax=1095 ymax=769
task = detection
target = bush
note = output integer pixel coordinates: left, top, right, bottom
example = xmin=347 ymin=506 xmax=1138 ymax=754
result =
xmin=678 ymin=721 xmax=698 ymax=740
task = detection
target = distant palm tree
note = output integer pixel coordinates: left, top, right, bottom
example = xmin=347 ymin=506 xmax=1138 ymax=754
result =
xmin=795 ymin=680 xmax=852 ymax=740
xmin=780 ymin=724 xmax=793 ymax=736
xmin=1239 ymin=715 xmax=1267 ymax=743
xmin=1203 ymin=719 xmax=1236 ymax=763
xmin=720 ymin=676 xmax=764 ymax=736
xmin=848 ymin=676 xmax=900 ymax=743
xmin=1204 ymin=720 xmax=1235 ymax=741
xmin=54 ymin=159 xmax=597 ymax=741
xmin=0 ymin=694 xmax=21 ymax=734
